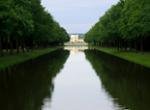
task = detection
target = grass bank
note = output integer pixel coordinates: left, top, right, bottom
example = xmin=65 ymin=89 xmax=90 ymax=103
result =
xmin=0 ymin=48 xmax=58 ymax=70
xmin=94 ymin=47 xmax=150 ymax=68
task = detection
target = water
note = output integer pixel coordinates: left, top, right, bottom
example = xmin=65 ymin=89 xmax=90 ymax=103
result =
xmin=0 ymin=47 xmax=150 ymax=110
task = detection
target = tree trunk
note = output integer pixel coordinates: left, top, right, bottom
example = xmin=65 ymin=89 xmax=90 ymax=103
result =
xmin=21 ymin=41 xmax=25 ymax=53
xmin=0 ymin=37 xmax=3 ymax=56
xmin=16 ymin=40 xmax=19 ymax=53
xmin=140 ymin=39 xmax=143 ymax=52
xmin=6 ymin=36 xmax=10 ymax=53
xmin=9 ymin=38 xmax=13 ymax=54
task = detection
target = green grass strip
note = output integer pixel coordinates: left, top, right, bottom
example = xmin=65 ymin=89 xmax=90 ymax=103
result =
xmin=0 ymin=48 xmax=57 ymax=70
xmin=95 ymin=47 xmax=150 ymax=68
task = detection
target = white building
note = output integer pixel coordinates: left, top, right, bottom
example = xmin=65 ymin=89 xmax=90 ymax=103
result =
xmin=70 ymin=34 xmax=84 ymax=43
xmin=70 ymin=35 xmax=79 ymax=42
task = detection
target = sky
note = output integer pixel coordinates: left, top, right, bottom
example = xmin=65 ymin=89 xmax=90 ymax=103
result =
xmin=41 ymin=0 xmax=119 ymax=34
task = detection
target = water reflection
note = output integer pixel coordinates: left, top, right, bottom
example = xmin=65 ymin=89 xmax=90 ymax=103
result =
xmin=64 ymin=46 xmax=88 ymax=54
xmin=0 ymin=48 xmax=150 ymax=110
xmin=85 ymin=49 xmax=150 ymax=110
xmin=0 ymin=49 xmax=69 ymax=110
xmin=44 ymin=47 xmax=122 ymax=110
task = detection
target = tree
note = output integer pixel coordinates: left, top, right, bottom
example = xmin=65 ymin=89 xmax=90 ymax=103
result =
xmin=0 ymin=0 xmax=69 ymax=55
xmin=85 ymin=0 xmax=150 ymax=51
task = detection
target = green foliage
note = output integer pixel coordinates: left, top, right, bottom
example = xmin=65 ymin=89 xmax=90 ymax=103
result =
xmin=85 ymin=0 xmax=150 ymax=51
xmin=0 ymin=0 xmax=69 ymax=54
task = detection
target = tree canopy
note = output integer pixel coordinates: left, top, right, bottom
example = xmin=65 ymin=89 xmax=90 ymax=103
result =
xmin=0 ymin=0 xmax=70 ymax=55
xmin=85 ymin=0 xmax=150 ymax=51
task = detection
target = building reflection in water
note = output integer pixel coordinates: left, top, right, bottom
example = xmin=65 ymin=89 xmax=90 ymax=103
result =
xmin=64 ymin=46 xmax=88 ymax=54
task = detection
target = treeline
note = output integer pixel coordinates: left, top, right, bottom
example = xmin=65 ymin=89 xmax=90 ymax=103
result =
xmin=85 ymin=0 xmax=150 ymax=51
xmin=0 ymin=0 xmax=70 ymax=55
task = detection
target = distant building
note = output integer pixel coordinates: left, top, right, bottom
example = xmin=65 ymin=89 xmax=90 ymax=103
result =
xmin=70 ymin=34 xmax=84 ymax=43
xmin=70 ymin=34 xmax=79 ymax=42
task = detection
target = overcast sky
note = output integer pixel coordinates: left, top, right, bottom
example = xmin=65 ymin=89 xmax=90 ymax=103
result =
xmin=41 ymin=0 xmax=119 ymax=33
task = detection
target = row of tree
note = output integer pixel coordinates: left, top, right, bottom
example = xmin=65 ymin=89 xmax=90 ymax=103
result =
xmin=85 ymin=0 xmax=150 ymax=51
xmin=0 ymin=0 xmax=70 ymax=55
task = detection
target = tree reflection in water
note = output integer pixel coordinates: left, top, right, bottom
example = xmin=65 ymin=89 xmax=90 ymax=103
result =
xmin=0 ymin=49 xmax=69 ymax=110
xmin=85 ymin=50 xmax=150 ymax=110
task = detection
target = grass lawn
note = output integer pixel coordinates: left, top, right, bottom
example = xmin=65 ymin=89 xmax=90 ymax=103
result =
xmin=0 ymin=48 xmax=57 ymax=70
xmin=95 ymin=47 xmax=150 ymax=68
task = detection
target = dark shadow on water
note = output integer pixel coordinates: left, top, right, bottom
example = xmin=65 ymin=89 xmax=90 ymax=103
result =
xmin=85 ymin=49 xmax=150 ymax=110
xmin=0 ymin=49 xmax=69 ymax=110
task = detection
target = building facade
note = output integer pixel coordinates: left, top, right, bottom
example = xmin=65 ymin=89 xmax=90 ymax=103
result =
xmin=70 ymin=34 xmax=84 ymax=43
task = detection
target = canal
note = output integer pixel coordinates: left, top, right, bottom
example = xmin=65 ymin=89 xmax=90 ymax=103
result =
xmin=0 ymin=47 xmax=150 ymax=110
